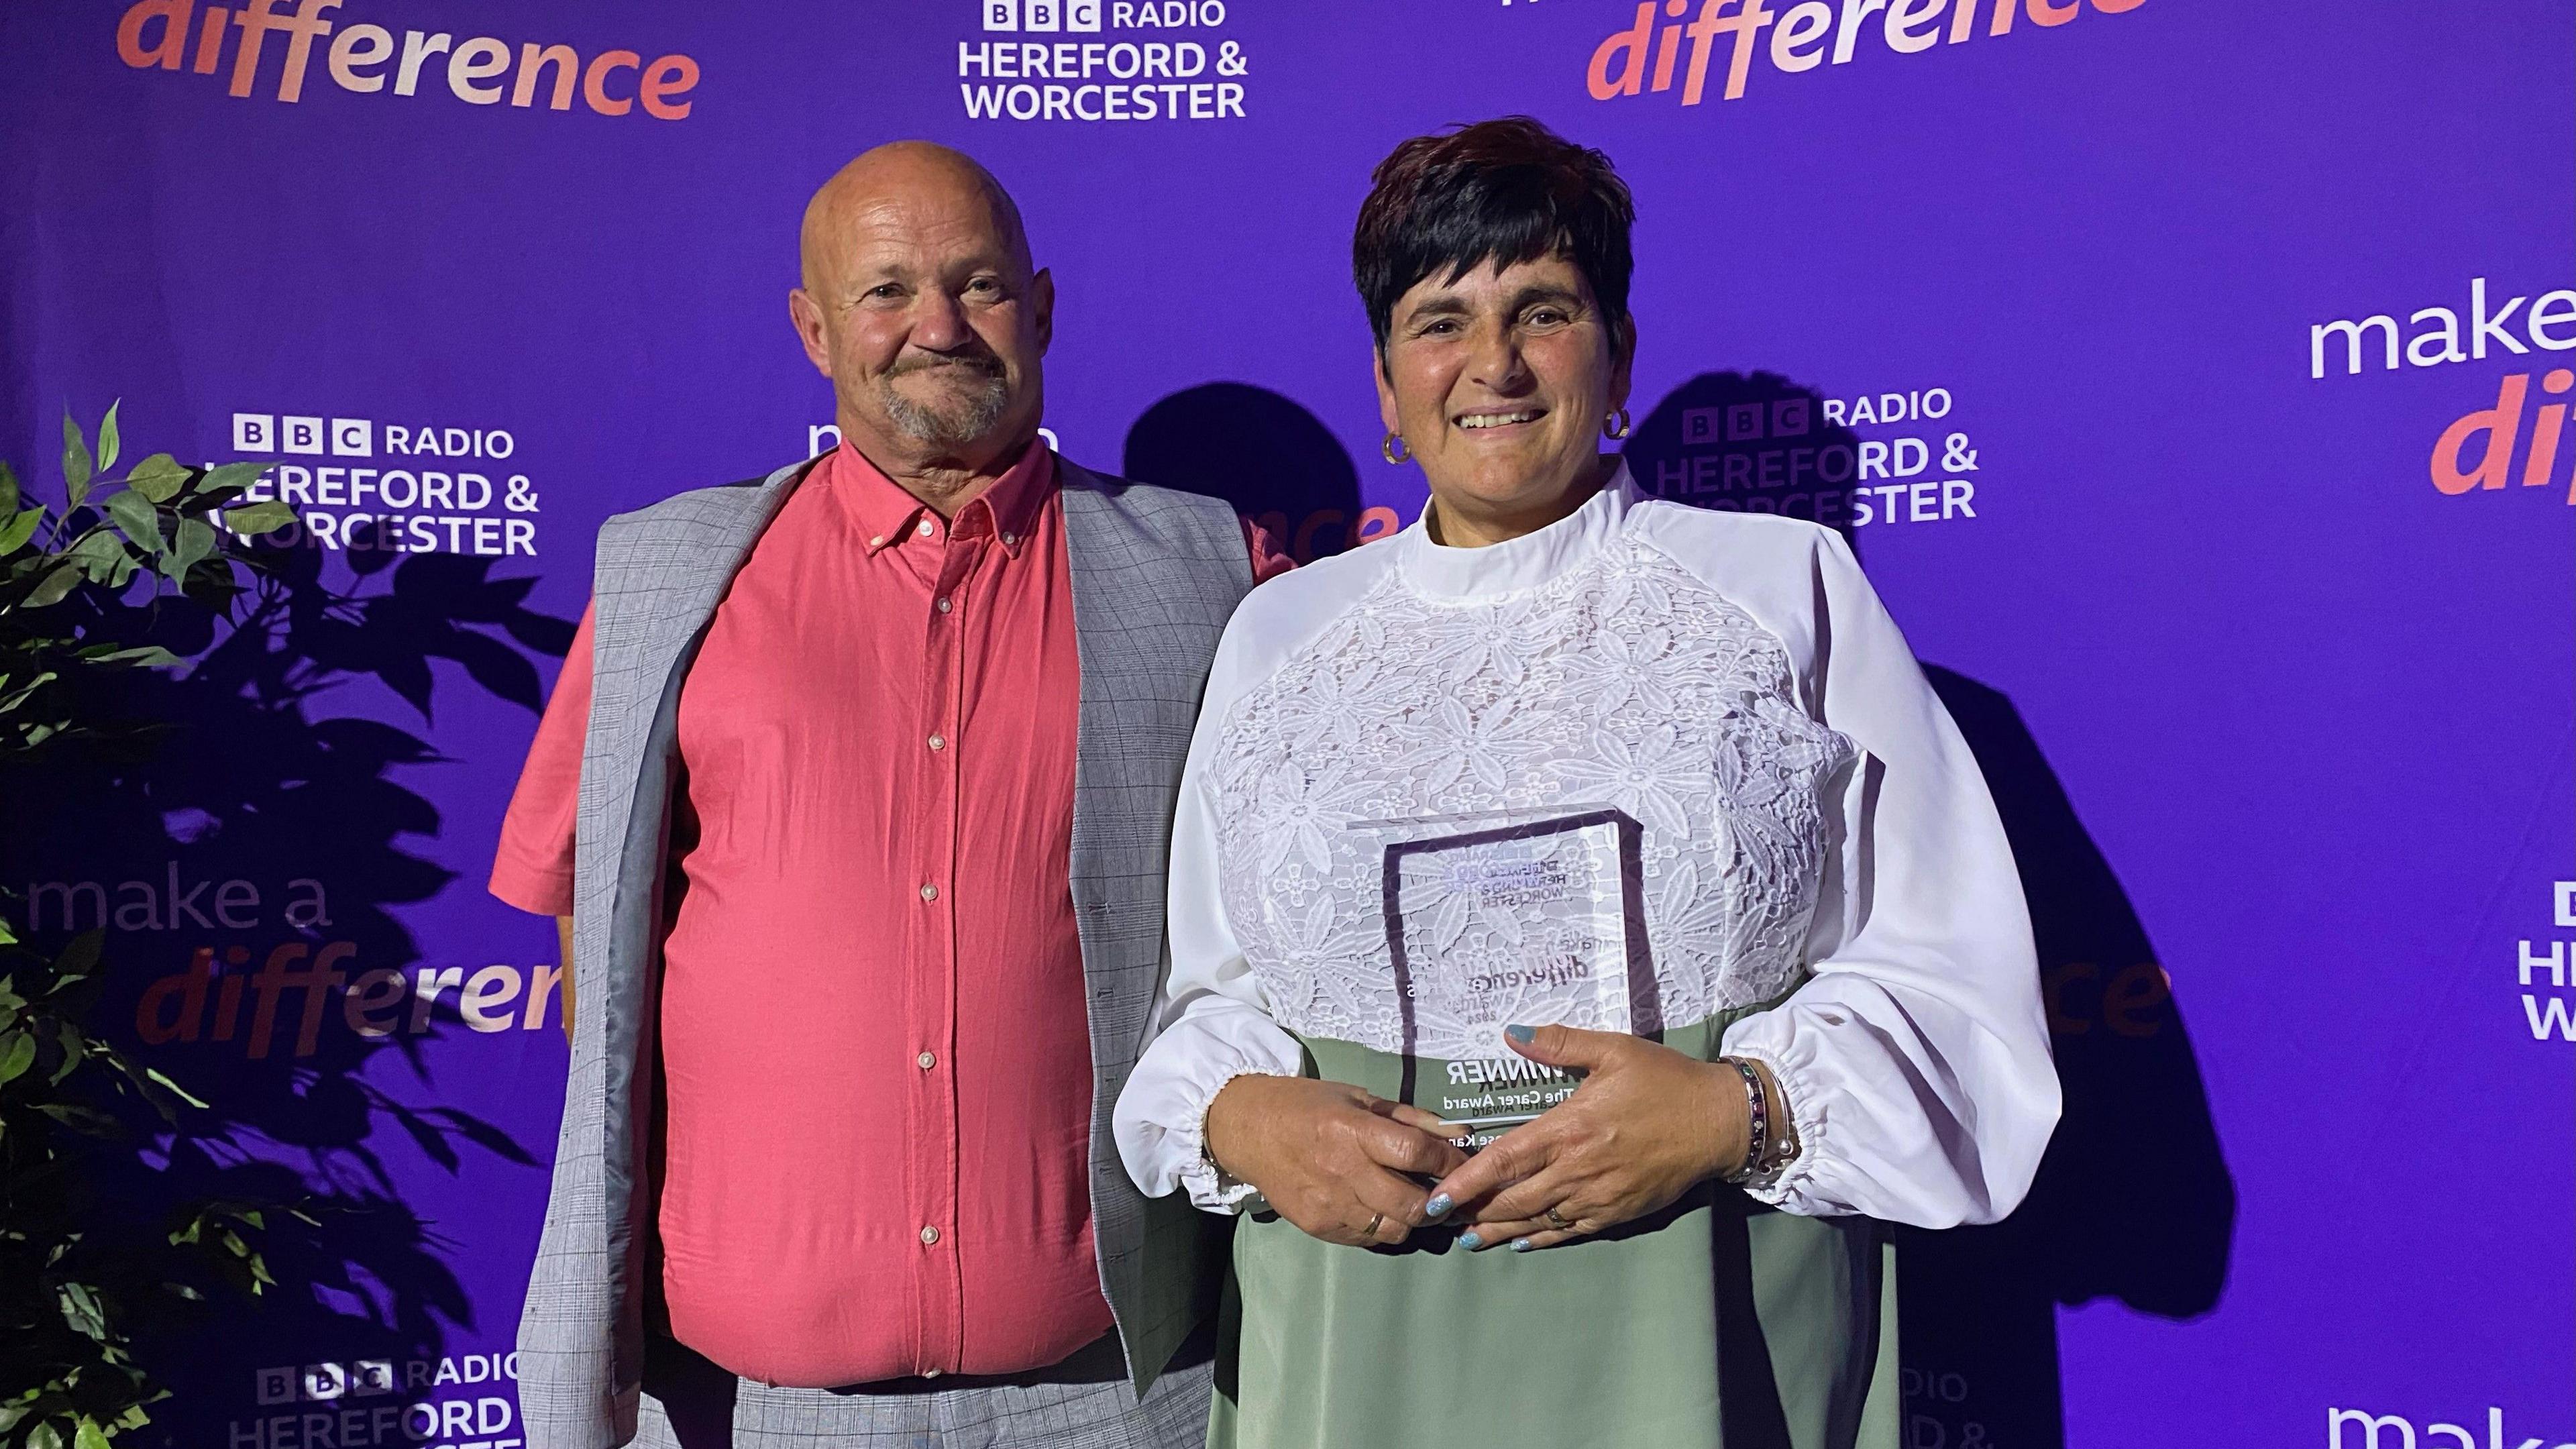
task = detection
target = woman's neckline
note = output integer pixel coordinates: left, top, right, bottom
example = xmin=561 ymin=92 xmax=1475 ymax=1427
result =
xmin=1397 ymin=462 xmax=1641 ymax=602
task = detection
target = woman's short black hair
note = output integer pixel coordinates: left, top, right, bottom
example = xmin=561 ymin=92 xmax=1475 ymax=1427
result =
xmin=1352 ymin=116 xmax=1636 ymax=354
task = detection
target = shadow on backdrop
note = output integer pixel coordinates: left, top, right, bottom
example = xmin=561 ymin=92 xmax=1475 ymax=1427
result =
xmin=3 ymin=544 xmax=575 ymax=1444
xmin=1627 ymin=372 xmax=2237 ymax=1449
xmin=1122 ymin=382 xmax=1393 ymax=564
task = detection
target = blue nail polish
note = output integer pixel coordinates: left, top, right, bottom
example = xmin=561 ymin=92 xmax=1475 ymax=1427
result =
xmin=1505 ymin=1024 xmax=1536 ymax=1044
xmin=1458 ymin=1230 xmax=1483 ymax=1250
xmin=1424 ymin=1193 xmax=1453 ymax=1219
xmin=1509 ymin=1238 xmax=1533 ymax=1252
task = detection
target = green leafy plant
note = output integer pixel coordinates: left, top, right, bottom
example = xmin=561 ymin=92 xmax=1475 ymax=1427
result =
xmin=2 ymin=402 xmax=291 ymax=757
xmin=1 ymin=405 xmax=299 ymax=1449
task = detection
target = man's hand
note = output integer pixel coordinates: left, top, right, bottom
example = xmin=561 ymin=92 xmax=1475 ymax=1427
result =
xmin=1203 ymin=1075 xmax=1470 ymax=1248
xmin=1426 ymin=1026 xmax=1749 ymax=1252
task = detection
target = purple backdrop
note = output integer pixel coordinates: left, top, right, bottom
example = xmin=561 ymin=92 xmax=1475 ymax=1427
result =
xmin=5 ymin=1 xmax=2571 ymax=1445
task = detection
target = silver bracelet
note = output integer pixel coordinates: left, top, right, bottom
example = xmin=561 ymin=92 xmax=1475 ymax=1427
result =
xmin=1720 ymin=1057 xmax=1769 ymax=1185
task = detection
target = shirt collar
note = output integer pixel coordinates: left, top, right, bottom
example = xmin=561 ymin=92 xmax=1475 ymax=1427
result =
xmin=830 ymin=437 xmax=1055 ymax=559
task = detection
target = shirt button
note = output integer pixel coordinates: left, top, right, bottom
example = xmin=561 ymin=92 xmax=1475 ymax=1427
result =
xmin=916 ymin=519 xmax=934 ymax=537
xmin=935 ymin=596 xmax=952 ymax=614
xmin=927 ymin=734 xmax=946 ymax=751
xmin=917 ymin=1051 xmax=936 ymax=1069
xmin=868 ymin=535 xmax=884 ymax=548
xmin=920 ymin=1225 xmax=941 ymax=1245
xmin=1000 ymin=532 xmax=1018 ymax=547
xmin=919 ymin=883 xmax=938 ymax=902
xmin=922 ymin=1368 xmax=943 ymax=1379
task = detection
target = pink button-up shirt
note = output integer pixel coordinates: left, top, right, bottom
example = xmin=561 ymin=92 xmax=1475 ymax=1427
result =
xmin=492 ymin=443 xmax=1285 ymax=1387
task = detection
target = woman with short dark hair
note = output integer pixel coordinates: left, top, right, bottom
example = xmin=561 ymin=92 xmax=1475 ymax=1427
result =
xmin=1116 ymin=117 xmax=2059 ymax=1448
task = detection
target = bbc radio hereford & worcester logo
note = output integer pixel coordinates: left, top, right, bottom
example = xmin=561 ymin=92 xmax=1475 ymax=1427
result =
xmin=229 ymin=1346 xmax=528 ymax=1449
xmin=1632 ymin=376 xmax=1995 ymax=531
xmin=221 ymin=409 xmax=543 ymax=557
xmin=959 ymin=0 xmax=1250 ymax=123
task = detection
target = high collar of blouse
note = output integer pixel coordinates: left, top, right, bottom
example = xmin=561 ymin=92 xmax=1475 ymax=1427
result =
xmin=1397 ymin=461 xmax=1641 ymax=602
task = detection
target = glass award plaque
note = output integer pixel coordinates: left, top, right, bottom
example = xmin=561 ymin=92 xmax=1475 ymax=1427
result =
xmin=1350 ymin=807 xmax=1654 ymax=1148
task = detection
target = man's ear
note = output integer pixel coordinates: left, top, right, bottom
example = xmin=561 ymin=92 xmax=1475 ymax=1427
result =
xmin=788 ymin=288 xmax=833 ymax=378
xmin=1031 ymin=267 xmax=1056 ymax=354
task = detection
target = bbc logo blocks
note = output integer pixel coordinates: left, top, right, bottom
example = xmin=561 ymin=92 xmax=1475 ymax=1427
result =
xmin=233 ymin=413 xmax=373 ymax=458
xmin=255 ymin=1362 xmax=398 ymax=1405
xmin=984 ymin=1 xmax=1106 ymax=32
xmin=1680 ymin=398 xmax=1813 ymax=446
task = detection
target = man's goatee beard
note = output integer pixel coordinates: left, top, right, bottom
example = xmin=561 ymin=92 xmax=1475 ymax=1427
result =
xmin=882 ymin=373 xmax=1013 ymax=448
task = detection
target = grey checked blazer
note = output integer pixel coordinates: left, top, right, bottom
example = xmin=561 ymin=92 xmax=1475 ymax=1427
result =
xmin=517 ymin=455 xmax=1250 ymax=1449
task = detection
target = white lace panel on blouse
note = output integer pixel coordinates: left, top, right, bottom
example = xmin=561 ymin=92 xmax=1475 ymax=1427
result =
xmin=1210 ymin=531 xmax=1857 ymax=1054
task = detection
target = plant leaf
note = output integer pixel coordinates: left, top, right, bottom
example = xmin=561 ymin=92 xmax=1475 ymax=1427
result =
xmin=48 ymin=1018 xmax=83 ymax=1084
xmin=223 ymin=500 xmax=294 ymax=536
xmin=0 ymin=669 xmax=56 ymax=711
xmin=34 ymin=1102 xmax=119 ymax=1135
xmin=0 ymin=1030 xmax=32 ymax=1084
xmin=0 ymin=459 xmax=18 ymax=513
xmin=23 ymin=563 xmax=81 ymax=608
xmin=62 ymin=413 xmax=93 ymax=505
xmin=97 ymin=399 xmax=121 ymax=474
xmin=84 ymin=645 xmax=182 ymax=668
xmin=166 ymin=516 xmax=217 ymax=581
xmin=57 ymin=1282 xmax=109 ymax=1341
xmin=127 ymin=452 xmax=186 ymax=502
xmin=56 ymin=930 xmax=103 ymax=980
xmin=105 ymin=490 xmax=163 ymax=552
xmin=70 ymin=529 xmax=127 ymax=583
xmin=199 ymin=461 xmax=269 ymax=494
xmin=0 ymin=506 xmax=40 ymax=555
xmin=30 ymin=1417 xmax=64 ymax=1449
xmin=144 ymin=1066 xmax=208 ymax=1109
xmin=75 ymin=1418 xmax=113 ymax=1449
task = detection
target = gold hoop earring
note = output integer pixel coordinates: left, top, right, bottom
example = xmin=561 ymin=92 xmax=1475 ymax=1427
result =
xmin=1603 ymin=408 xmax=1631 ymax=441
xmin=1382 ymin=431 xmax=1411 ymax=465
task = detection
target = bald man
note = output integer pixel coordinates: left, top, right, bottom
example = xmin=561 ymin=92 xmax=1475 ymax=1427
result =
xmin=492 ymin=142 xmax=1284 ymax=1448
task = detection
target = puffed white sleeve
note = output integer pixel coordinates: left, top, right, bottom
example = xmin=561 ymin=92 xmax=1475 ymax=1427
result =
xmin=1113 ymin=638 xmax=1305 ymax=1214
xmin=1718 ymin=529 xmax=2061 ymax=1228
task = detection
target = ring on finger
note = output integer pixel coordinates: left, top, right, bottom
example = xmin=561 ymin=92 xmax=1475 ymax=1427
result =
xmin=1543 ymin=1206 xmax=1573 ymax=1231
xmin=1364 ymin=1211 xmax=1386 ymax=1237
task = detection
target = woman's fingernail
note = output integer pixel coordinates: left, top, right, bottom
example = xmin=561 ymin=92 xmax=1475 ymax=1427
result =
xmin=1458 ymin=1230 xmax=1483 ymax=1250
xmin=1424 ymin=1193 xmax=1453 ymax=1219
xmin=1505 ymin=1024 xmax=1536 ymax=1044
xmin=1509 ymin=1237 xmax=1533 ymax=1252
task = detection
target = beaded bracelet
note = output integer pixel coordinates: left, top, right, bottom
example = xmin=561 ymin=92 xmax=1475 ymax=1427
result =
xmin=1720 ymin=1056 xmax=1770 ymax=1185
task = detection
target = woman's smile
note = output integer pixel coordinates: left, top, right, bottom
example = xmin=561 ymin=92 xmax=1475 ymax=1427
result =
xmin=1452 ymin=406 xmax=1548 ymax=433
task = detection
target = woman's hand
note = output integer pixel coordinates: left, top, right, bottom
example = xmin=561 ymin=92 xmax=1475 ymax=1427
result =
xmin=1203 ymin=1075 xmax=1471 ymax=1247
xmin=1426 ymin=1025 xmax=1752 ymax=1251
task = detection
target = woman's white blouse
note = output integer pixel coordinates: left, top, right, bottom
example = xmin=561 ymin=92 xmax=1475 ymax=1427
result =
xmin=1114 ymin=469 xmax=2061 ymax=1228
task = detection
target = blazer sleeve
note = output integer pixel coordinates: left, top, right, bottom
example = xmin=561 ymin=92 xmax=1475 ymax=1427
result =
xmin=1114 ymin=627 xmax=1305 ymax=1213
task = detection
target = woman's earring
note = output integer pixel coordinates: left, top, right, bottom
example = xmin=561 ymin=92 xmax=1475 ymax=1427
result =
xmin=1382 ymin=431 xmax=1412 ymax=465
xmin=1603 ymin=408 xmax=1632 ymax=441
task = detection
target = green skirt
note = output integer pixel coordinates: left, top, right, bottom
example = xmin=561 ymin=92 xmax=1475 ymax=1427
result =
xmin=1206 ymin=1019 xmax=1900 ymax=1449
